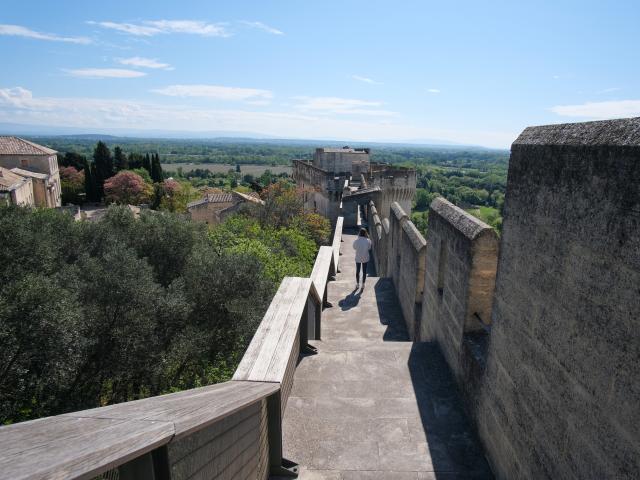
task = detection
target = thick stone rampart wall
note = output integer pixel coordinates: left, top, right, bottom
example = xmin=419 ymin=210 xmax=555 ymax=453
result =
xmin=420 ymin=197 xmax=498 ymax=403
xmin=369 ymin=201 xmax=426 ymax=339
xmin=474 ymin=118 xmax=640 ymax=479
xmin=367 ymin=117 xmax=640 ymax=479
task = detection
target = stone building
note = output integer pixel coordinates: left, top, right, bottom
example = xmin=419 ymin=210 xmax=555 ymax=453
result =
xmin=0 ymin=136 xmax=62 ymax=207
xmin=312 ymin=147 xmax=370 ymax=175
xmin=293 ymin=146 xmax=416 ymax=226
xmin=0 ymin=167 xmax=35 ymax=206
xmin=187 ymin=191 xmax=264 ymax=225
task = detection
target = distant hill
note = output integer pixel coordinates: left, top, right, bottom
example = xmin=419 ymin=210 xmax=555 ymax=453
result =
xmin=0 ymin=122 xmax=506 ymax=152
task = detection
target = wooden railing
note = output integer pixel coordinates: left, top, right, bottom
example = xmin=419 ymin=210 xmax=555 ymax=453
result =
xmin=0 ymin=218 xmax=344 ymax=480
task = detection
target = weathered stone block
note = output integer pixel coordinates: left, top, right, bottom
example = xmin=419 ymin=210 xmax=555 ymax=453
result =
xmin=477 ymin=117 xmax=640 ymax=480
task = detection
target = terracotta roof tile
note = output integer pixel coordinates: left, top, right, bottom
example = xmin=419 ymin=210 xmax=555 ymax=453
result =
xmin=0 ymin=137 xmax=57 ymax=156
xmin=0 ymin=167 xmax=30 ymax=191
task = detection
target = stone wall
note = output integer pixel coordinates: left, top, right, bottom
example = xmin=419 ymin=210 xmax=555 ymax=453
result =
xmin=475 ymin=118 xmax=640 ymax=479
xmin=369 ymin=201 xmax=426 ymax=340
xmin=420 ymin=197 xmax=498 ymax=400
xmin=313 ymin=148 xmax=370 ymax=174
xmin=366 ymin=117 xmax=640 ymax=479
xmin=293 ymin=160 xmax=345 ymax=224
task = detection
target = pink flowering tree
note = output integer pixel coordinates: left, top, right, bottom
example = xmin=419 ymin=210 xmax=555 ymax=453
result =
xmin=104 ymin=171 xmax=152 ymax=205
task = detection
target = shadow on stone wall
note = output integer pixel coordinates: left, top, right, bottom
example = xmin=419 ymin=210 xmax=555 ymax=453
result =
xmin=373 ymin=278 xmax=411 ymax=342
xmin=407 ymin=342 xmax=494 ymax=479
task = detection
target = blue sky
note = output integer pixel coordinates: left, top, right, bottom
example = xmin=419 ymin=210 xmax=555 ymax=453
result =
xmin=0 ymin=0 xmax=638 ymax=147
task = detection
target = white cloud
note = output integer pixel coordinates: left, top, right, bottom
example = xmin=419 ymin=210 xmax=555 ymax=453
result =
xmin=241 ymin=21 xmax=283 ymax=35
xmin=294 ymin=96 xmax=395 ymax=116
xmin=152 ymin=84 xmax=273 ymax=102
xmin=89 ymin=20 xmax=230 ymax=37
xmin=427 ymin=88 xmax=440 ymax=94
xmin=550 ymin=100 xmax=640 ymax=119
xmin=0 ymin=86 xmax=517 ymax=148
xmin=65 ymin=68 xmax=147 ymax=79
xmin=0 ymin=24 xmax=91 ymax=44
xmin=351 ymin=75 xmax=382 ymax=85
xmin=596 ymin=87 xmax=621 ymax=94
xmin=117 ymin=57 xmax=173 ymax=70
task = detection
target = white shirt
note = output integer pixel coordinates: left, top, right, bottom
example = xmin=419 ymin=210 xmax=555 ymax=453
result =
xmin=353 ymin=237 xmax=372 ymax=263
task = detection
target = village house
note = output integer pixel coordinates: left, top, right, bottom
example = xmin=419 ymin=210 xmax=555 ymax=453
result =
xmin=0 ymin=167 xmax=35 ymax=206
xmin=187 ymin=190 xmax=264 ymax=225
xmin=0 ymin=136 xmax=62 ymax=208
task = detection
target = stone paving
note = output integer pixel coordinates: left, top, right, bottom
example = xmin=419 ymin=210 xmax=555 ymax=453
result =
xmin=281 ymin=230 xmax=494 ymax=479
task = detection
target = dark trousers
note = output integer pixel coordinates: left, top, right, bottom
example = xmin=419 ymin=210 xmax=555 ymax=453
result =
xmin=356 ymin=262 xmax=368 ymax=284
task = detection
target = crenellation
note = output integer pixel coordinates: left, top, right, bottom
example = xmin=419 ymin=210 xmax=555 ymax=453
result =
xmin=363 ymin=118 xmax=639 ymax=479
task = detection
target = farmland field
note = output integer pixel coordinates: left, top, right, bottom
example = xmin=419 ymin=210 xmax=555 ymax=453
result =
xmin=161 ymin=163 xmax=292 ymax=176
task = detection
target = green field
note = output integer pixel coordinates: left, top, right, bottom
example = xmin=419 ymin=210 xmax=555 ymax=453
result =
xmin=161 ymin=163 xmax=292 ymax=176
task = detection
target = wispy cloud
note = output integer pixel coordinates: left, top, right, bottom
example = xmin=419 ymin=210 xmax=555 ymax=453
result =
xmin=0 ymin=24 xmax=91 ymax=44
xmin=152 ymin=84 xmax=273 ymax=102
xmin=351 ymin=75 xmax=382 ymax=85
xmin=427 ymin=88 xmax=440 ymax=94
xmin=550 ymin=100 xmax=640 ymax=119
xmin=65 ymin=68 xmax=147 ymax=79
xmin=117 ymin=57 xmax=173 ymax=70
xmin=241 ymin=21 xmax=284 ymax=35
xmin=294 ymin=96 xmax=396 ymax=116
xmin=88 ymin=20 xmax=230 ymax=37
xmin=596 ymin=87 xmax=621 ymax=94
xmin=0 ymin=86 xmax=516 ymax=148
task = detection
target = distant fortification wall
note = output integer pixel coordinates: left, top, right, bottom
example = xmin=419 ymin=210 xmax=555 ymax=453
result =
xmin=368 ymin=117 xmax=640 ymax=479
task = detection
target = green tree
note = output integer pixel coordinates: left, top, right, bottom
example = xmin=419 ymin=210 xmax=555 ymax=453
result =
xmin=151 ymin=154 xmax=163 ymax=183
xmin=82 ymin=158 xmax=98 ymax=202
xmin=61 ymin=152 xmax=86 ymax=170
xmin=142 ymin=154 xmax=152 ymax=174
xmin=128 ymin=153 xmax=143 ymax=170
xmin=59 ymin=166 xmax=85 ymax=204
xmin=114 ymin=146 xmax=128 ymax=171
xmin=414 ymin=188 xmax=431 ymax=211
xmin=93 ymin=141 xmax=114 ymax=200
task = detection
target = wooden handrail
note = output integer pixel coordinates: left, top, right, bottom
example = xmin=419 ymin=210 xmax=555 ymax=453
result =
xmin=310 ymin=246 xmax=336 ymax=314
xmin=332 ymin=216 xmax=344 ymax=272
xmin=0 ymin=381 xmax=278 ymax=480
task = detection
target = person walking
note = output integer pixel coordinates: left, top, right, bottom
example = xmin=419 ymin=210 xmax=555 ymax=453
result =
xmin=353 ymin=228 xmax=372 ymax=289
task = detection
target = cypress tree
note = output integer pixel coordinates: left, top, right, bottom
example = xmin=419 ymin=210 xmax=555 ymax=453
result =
xmin=150 ymin=154 xmax=163 ymax=183
xmin=93 ymin=141 xmax=113 ymax=200
xmin=82 ymin=158 xmax=97 ymax=202
xmin=142 ymin=153 xmax=151 ymax=174
xmin=114 ymin=146 xmax=128 ymax=171
xmin=128 ymin=153 xmax=142 ymax=169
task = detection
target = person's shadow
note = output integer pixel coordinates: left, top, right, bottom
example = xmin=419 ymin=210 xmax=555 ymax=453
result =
xmin=338 ymin=287 xmax=362 ymax=311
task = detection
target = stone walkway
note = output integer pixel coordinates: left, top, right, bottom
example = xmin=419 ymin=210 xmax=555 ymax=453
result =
xmin=281 ymin=230 xmax=494 ymax=479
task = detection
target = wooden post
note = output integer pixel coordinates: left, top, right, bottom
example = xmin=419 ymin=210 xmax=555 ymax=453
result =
xmin=267 ymin=392 xmax=298 ymax=477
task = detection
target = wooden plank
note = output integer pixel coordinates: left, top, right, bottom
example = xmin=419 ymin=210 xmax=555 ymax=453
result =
xmin=242 ymin=278 xmax=302 ymax=381
xmin=233 ymin=277 xmax=302 ymax=382
xmin=310 ymin=246 xmax=334 ymax=302
xmin=60 ymin=380 xmax=278 ymax=438
xmin=264 ymin=278 xmax=312 ymax=383
xmin=0 ymin=417 xmax=173 ymax=480
xmin=332 ymin=216 xmax=344 ymax=270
